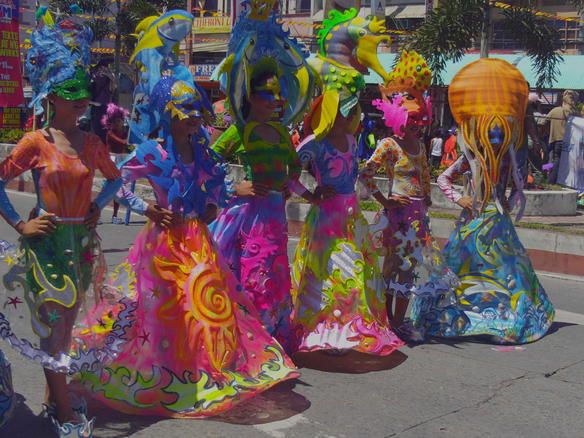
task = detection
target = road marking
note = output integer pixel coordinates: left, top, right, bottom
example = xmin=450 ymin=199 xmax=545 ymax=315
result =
xmin=554 ymin=309 xmax=584 ymax=326
xmin=253 ymin=414 xmax=311 ymax=438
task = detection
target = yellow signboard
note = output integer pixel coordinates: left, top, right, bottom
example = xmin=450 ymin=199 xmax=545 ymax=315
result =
xmin=193 ymin=16 xmax=231 ymax=34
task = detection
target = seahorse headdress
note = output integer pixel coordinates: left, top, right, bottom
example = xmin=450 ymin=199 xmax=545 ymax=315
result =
xmin=307 ymin=8 xmax=391 ymax=139
xmin=218 ymin=0 xmax=315 ymax=127
xmin=373 ymin=50 xmax=432 ymax=138
xmin=448 ymin=58 xmax=528 ymax=217
xmin=25 ymin=12 xmax=93 ymax=113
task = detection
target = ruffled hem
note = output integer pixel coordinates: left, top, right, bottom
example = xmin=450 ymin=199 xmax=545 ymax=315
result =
xmin=294 ymin=317 xmax=404 ymax=355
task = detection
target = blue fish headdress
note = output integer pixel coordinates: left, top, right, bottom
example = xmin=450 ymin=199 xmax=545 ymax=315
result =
xmin=217 ymin=0 xmax=316 ymax=126
xmin=26 ymin=13 xmax=93 ymax=113
xmin=125 ymin=11 xmax=226 ymax=216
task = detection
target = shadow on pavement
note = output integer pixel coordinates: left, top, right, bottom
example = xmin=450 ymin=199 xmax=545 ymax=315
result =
xmin=209 ymin=380 xmax=310 ymax=425
xmin=293 ymin=350 xmax=408 ymax=374
xmin=87 ymin=400 xmax=162 ymax=438
xmin=1 ymin=394 xmax=50 ymax=437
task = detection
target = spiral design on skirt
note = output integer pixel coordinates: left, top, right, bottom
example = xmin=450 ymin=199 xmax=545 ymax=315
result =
xmin=186 ymin=264 xmax=235 ymax=327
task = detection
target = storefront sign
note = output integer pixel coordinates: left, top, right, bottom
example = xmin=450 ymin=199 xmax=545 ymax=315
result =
xmin=0 ymin=0 xmax=24 ymax=107
xmin=193 ymin=16 xmax=231 ymax=34
xmin=189 ymin=64 xmax=218 ymax=82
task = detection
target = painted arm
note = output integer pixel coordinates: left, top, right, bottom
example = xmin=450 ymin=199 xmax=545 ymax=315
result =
xmin=359 ymin=138 xmax=392 ymax=195
xmin=287 ymin=135 xmax=315 ymax=197
xmin=437 ymin=156 xmax=470 ymax=204
xmin=0 ymin=134 xmax=39 ymax=227
xmin=93 ymin=139 xmax=123 ymax=210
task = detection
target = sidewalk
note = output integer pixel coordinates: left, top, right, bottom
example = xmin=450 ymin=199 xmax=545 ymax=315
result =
xmin=287 ymin=201 xmax=584 ymax=278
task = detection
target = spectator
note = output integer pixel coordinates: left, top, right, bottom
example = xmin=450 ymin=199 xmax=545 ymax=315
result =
xmin=429 ymin=129 xmax=444 ymax=169
xmin=544 ymin=90 xmax=579 ymax=184
xmin=441 ymin=128 xmax=458 ymax=168
xmin=101 ymin=103 xmax=130 ymax=224
xmin=90 ymin=58 xmax=116 ymax=141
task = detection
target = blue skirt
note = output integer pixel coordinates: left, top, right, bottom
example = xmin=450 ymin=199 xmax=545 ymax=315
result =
xmin=410 ymin=204 xmax=555 ymax=344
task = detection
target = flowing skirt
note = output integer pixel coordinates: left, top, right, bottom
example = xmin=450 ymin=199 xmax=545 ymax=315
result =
xmin=410 ymin=204 xmax=555 ymax=344
xmin=291 ymin=194 xmax=403 ymax=355
xmin=378 ymin=198 xmax=458 ymax=299
xmin=210 ymin=192 xmax=292 ymax=347
xmin=0 ymin=224 xmax=116 ymax=373
xmin=73 ymin=219 xmax=298 ymax=418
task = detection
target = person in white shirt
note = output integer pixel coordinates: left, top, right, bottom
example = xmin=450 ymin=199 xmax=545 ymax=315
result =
xmin=429 ymin=130 xmax=444 ymax=169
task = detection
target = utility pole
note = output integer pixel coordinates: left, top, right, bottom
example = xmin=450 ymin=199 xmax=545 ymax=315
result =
xmin=185 ymin=0 xmax=193 ymax=66
xmin=113 ymin=0 xmax=122 ymax=103
xmin=480 ymin=0 xmax=490 ymax=58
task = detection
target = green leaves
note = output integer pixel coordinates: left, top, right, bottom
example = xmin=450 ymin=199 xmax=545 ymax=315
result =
xmin=407 ymin=0 xmax=483 ymax=84
xmin=500 ymin=7 xmax=562 ymax=89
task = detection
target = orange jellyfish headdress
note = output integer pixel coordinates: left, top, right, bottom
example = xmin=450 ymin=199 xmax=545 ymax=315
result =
xmin=448 ymin=58 xmax=528 ymax=218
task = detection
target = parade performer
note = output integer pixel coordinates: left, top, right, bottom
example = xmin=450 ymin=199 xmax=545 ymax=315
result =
xmin=286 ymin=8 xmax=402 ymax=355
xmin=306 ymin=7 xmax=390 ymax=140
xmin=288 ymin=105 xmax=404 ymax=355
xmin=210 ymin=0 xmax=315 ymax=345
xmin=359 ymin=51 xmax=457 ymax=337
xmin=410 ymin=59 xmax=555 ymax=344
xmin=101 ymin=103 xmax=131 ymax=224
xmin=0 ymin=14 xmax=122 ymax=437
xmin=71 ymin=11 xmax=298 ymax=418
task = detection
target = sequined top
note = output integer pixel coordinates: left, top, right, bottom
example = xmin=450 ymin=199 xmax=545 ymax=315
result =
xmin=211 ymin=122 xmax=301 ymax=191
xmin=0 ymin=130 xmax=120 ymax=218
xmin=289 ymin=134 xmax=358 ymax=195
xmin=359 ymin=137 xmax=431 ymax=199
xmin=117 ymin=139 xmax=227 ymax=217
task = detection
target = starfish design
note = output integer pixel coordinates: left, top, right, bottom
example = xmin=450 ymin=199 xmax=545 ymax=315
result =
xmin=411 ymin=271 xmax=420 ymax=282
xmin=97 ymin=318 xmax=106 ymax=328
xmin=398 ymin=221 xmax=408 ymax=233
xmin=6 ymin=296 xmax=22 ymax=309
xmin=47 ymin=310 xmax=61 ymax=324
xmin=151 ymin=288 xmax=161 ymax=299
xmin=3 ymin=255 xmax=17 ymax=266
xmin=138 ymin=330 xmax=151 ymax=345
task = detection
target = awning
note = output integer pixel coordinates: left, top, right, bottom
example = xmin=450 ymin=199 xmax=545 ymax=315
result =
xmin=385 ymin=5 xmax=426 ymax=19
xmin=362 ymin=53 xmax=584 ymax=90
xmin=193 ymin=41 xmax=228 ymax=52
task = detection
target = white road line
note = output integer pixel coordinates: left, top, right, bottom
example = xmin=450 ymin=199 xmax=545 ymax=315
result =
xmin=554 ymin=309 xmax=584 ymax=326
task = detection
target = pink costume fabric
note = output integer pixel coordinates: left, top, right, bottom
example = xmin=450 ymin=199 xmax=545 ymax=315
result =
xmin=288 ymin=134 xmax=403 ymax=354
xmin=72 ymin=140 xmax=299 ymax=418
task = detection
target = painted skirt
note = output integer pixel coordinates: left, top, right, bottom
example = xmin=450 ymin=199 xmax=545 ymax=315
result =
xmin=378 ymin=198 xmax=458 ymax=299
xmin=410 ymin=204 xmax=555 ymax=344
xmin=0 ymin=349 xmax=14 ymax=429
xmin=210 ymin=192 xmax=292 ymax=348
xmin=0 ymin=225 xmax=119 ymax=373
xmin=73 ymin=219 xmax=298 ymax=418
xmin=291 ymin=194 xmax=403 ymax=355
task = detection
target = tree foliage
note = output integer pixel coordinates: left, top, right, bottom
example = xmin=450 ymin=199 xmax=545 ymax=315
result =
xmin=407 ymin=0 xmax=563 ymax=89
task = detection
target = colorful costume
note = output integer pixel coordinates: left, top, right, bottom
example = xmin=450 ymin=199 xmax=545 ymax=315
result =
xmin=210 ymin=0 xmax=314 ymax=344
xmin=72 ymin=12 xmax=298 ymax=417
xmin=0 ymin=13 xmax=121 ymax=437
xmin=288 ymin=135 xmax=403 ymax=354
xmin=359 ymin=52 xmax=456 ymax=307
xmin=410 ymin=59 xmax=555 ymax=344
xmin=0 ymin=19 xmax=122 ymax=374
xmin=210 ymin=122 xmax=300 ymax=345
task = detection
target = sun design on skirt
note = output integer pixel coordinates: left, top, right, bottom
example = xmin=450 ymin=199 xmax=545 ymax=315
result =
xmin=153 ymin=226 xmax=238 ymax=372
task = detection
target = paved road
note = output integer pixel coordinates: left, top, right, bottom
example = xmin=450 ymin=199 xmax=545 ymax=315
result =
xmin=1 ymin=191 xmax=584 ymax=438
